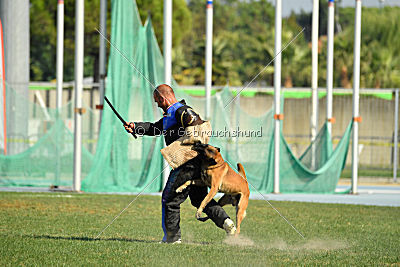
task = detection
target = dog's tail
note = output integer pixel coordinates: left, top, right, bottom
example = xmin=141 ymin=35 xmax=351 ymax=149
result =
xmin=237 ymin=163 xmax=247 ymax=180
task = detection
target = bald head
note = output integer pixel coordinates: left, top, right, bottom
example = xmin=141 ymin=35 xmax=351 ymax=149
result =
xmin=153 ymin=84 xmax=178 ymax=111
xmin=154 ymin=84 xmax=175 ymax=99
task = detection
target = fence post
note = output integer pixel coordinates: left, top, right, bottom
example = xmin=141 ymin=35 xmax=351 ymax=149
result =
xmin=73 ymin=0 xmax=84 ymax=192
xmin=273 ymin=0 xmax=282 ymax=194
xmin=394 ymin=89 xmax=399 ymax=182
xmin=351 ymin=0 xmax=362 ymax=194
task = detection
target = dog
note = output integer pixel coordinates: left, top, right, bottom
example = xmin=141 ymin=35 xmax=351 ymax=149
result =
xmin=176 ymin=142 xmax=250 ymax=234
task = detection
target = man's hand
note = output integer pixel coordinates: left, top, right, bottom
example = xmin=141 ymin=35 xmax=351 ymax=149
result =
xmin=124 ymin=122 xmax=135 ymax=134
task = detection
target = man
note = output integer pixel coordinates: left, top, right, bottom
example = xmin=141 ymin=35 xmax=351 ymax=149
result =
xmin=124 ymin=84 xmax=236 ymax=244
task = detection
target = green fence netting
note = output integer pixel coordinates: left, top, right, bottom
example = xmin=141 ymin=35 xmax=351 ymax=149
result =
xmin=280 ymin=122 xmax=352 ymax=193
xmin=81 ymin=0 xmax=164 ymax=192
xmin=0 ymin=0 xmax=353 ymax=194
xmin=0 ymin=82 xmax=95 ymax=187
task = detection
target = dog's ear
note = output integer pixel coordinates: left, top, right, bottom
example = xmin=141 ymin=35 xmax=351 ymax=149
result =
xmin=215 ymin=147 xmax=220 ymax=152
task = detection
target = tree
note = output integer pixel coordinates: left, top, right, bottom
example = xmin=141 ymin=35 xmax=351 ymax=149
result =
xmin=30 ymin=1 xmax=57 ymax=81
xmin=30 ymin=0 xmax=109 ymax=82
xmin=29 ymin=0 xmax=400 ymax=89
xmin=30 ymin=0 xmax=192 ymax=82
xmin=136 ymin=0 xmax=192 ymax=51
xmin=179 ymin=0 xmax=277 ymax=86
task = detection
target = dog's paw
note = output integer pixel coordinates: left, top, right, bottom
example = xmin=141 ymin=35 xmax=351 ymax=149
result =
xmin=197 ymin=216 xmax=209 ymax=222
xmin=176 ymin=183 xmax=190 ymax=193
xmin=195 ymin=209 xmax=203 ymax=220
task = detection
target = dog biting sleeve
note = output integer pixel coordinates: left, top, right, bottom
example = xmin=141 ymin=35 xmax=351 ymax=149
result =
xmin=160 ymin=121 xmax=212 ymax=169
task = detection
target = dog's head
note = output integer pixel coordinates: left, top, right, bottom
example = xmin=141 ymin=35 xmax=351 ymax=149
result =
xmin=192 ymin=141 xmax=221 ymax=165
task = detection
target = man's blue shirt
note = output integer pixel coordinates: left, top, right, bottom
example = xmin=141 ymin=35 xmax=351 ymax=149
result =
xmin=163 ymin=102 xmax=184 ymax=131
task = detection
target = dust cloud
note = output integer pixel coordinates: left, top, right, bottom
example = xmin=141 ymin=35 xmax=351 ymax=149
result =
xmin=224 ymin=235 xmax=255 ymax=247
xmin=223 ymin=236 xmax=348 ymax=251
xmin=294 ymin=238 xmax=348 ymax=251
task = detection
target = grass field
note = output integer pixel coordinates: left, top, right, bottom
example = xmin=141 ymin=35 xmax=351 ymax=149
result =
xmin=341 ymin=168 xmax=394 ymax=178
xmin=0 ymin=192 xmax=399 ymax=266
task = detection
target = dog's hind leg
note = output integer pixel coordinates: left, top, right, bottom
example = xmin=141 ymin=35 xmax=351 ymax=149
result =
xmin=235 ymin=192 xmax=249 ymax=235
xmin=217 ymin=194 xmax=234 ymax=207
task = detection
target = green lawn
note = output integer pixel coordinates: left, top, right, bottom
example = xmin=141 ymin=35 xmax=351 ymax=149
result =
xmin=0 ymin=192 xmax=399 ymax=266
xmin=341 ymin=168 xmax=394 ymax=178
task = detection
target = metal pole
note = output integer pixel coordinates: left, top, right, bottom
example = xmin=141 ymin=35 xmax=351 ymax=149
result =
xmin=205 ymin=0 xmax=213 ymax=120
xmin=98 ymin=0 xmax=107 ymax=125
xmin=273 ymin=0 xmax=282 ymax=194
xmin=56 ymin=0 xmax=64 ymax=110
xmin=0 ymin=18 xmax=6 ymax=155
xmin=163 ymin=0 xmax=172 ymax=87
xmin=55 ymin=0 xmax=64 ymax=186
xmin=393 ymin=89 xmax=399 ymax=182
xmin=236 ymin=92 xmax=240 ymax=159
xmin=351 ymin=0 xmax=362 ymax=194
xmin=326 ymin=0 xmax=335 ymax=135
xmin=34 ymin=91 xmax=51 ymax=121
xmin=163 ymin=0 xmax=172 ymax=186
xmin=311 ymin=0 xmax=319 ymax=141
xmin=0 ymin=0 xmax=29 ymax=154
xmin=311 ymin=0 xmax=319 ymax=170
xmin=73 ymin=0 xmax=84 ymax=192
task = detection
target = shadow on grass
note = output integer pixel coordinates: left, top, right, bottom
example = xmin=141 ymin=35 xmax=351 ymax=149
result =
xmin=26 ymin=234 xmax=158 ymax=244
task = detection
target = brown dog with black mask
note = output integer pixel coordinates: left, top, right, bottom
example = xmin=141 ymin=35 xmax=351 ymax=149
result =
xmin=176 ymin=142 xmax=250 ymax=235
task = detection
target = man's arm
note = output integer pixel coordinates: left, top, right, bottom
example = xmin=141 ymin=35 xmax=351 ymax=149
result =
xmin=124 ymin=118 xmax=163 ymax=136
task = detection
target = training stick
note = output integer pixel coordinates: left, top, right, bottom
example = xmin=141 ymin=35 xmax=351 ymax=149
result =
xmin=104 ymin=96 xmax=137 ymax=139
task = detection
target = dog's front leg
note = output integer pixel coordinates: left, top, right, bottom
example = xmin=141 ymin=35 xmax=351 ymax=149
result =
xmin=196 ymin=185 xmax=219 ymax=220
xmin=176 ymin=180 xmax=205 ymax=193
xmin=176 ymin=180 xmax=193 ymax=193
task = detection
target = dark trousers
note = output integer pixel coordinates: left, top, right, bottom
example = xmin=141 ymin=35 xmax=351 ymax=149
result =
xmin=161 ymin=167 xmax=229 ymax=243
